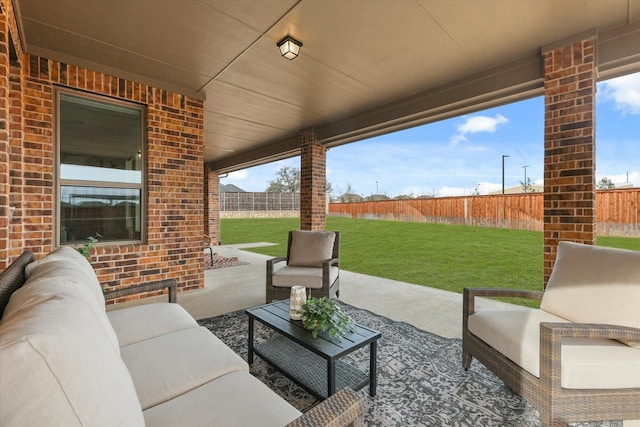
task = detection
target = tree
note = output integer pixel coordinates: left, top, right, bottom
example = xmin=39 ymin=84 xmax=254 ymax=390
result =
xmin=265 ymin=166 xmax=332 ymax=193
xmin=520 ymin=177 xmax=536 ymax=193
xmin=597 ymin=177 xmax=615 ymax=190
xmin=266 ymin=166 xmax=299 ymax=192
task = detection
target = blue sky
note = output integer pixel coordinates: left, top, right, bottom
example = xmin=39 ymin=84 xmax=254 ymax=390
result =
xmin=222 ymin=72 xmax=640 ymax=198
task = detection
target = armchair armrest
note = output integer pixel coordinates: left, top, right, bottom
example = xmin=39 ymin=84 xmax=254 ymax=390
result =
xmin=266 ymin=256 xmax=288 ymax=278
xmin=104 ymin=278 xmax=177 ymax=303
xmin=286 ymin=388 xmax=364 ymax=427
xmin=463 ymin=287 xmax=543 ymax=316
xmin=539 ymin=322 xmax=640 ymax=392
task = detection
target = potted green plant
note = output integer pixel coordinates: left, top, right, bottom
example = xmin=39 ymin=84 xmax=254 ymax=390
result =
xmin=301 ymin=297 xmax=355 ymax=340
xmin=77 ymin=232 xmax=102 ymax=260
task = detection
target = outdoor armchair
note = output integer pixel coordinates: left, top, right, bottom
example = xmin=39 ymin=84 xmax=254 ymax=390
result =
xmin=462 ymin=241 xmax=640 ymax=426
xmin=266 ymin=230 xmax=340 ymax=303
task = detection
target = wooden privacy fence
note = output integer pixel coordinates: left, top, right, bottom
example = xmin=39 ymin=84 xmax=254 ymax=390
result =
xmin=328 ymin=189 xmax=639 ymax=237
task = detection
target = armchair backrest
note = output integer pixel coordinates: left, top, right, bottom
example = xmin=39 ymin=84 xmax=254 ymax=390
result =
xmin=540 ymin=241 xmax=640 ymax=332
xmin=286 ymin=230 xmax=340 ymax=267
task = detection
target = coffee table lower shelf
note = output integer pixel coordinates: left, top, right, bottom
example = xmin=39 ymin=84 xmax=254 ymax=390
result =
xmin=254 ymin=335 xmax=369 ymax=400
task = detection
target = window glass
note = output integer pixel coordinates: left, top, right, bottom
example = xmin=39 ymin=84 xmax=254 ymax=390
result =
xmin=58 ymin=91 xmax=144 ymax=245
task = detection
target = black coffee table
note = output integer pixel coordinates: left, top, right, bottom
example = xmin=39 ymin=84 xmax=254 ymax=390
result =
xmin=245 ymin=300 xmax=381 ymax=399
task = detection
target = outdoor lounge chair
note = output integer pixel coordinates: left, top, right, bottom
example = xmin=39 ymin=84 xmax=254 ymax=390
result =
xmin=266 ymin=230 xmax=340 ymax=303
xmin=462 ymin=241 xmax=640 ymax=426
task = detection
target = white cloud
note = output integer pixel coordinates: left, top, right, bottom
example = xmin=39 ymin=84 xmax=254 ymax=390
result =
xmin=599 ymin=72 xmax=640 ymax=115
xmin=450 ymin=114 xmax=509 ymax=145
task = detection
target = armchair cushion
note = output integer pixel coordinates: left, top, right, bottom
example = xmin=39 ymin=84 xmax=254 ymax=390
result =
xmin=540 ymin=241 xmax=640 ymax=347
xmin=468 ymin=308 xmax=640 ymax=389
xmin=288 ymin=230 xmax=336 ymax=267
xmin=272 ymin=265 xmax=339 ymax=289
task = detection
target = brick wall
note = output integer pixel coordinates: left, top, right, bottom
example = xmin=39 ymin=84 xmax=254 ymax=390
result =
xmin=543 ymin=38 xmax=596 ymax=284
xmin=0 ymin=6 xmax=8 ymax=261
xmin=0 ymin=2 xmax=206 ymax=299
xmin=300 ymin=128 xmax=326 ymax=230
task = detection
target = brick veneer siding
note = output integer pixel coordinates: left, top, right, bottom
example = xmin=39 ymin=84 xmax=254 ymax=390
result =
xmin=1 ymin=0 xmax=25 ymax=265
xmin=299 ymin=128 xmax=326 ymax=230
xmin=0 ymin=7 xmax=9 ymax=262
xmin=0 ymin=2 xmax=206 ymax=298
xmin=205 ymin=166 xmax=220 ymax=245
xmin=542 ymin=38 xmax=596 ymax=285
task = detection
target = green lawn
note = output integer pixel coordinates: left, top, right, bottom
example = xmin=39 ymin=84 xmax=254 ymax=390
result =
xmin=221 ymin=217 xmax=640 ymax=307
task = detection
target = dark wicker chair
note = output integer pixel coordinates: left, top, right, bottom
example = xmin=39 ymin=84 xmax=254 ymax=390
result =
xmin=266 ymin=230 xmax=340 ymax=303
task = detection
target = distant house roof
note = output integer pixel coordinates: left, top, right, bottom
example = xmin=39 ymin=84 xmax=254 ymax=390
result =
xmin=220 ymin=184 xmax=245 ymax=192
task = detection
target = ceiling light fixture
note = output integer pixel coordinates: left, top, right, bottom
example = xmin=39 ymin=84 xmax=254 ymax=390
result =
xmin=277 ymin=36 xmax=302 ymax=60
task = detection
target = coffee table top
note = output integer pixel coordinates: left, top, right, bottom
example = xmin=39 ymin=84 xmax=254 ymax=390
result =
xmin=245 ymin=300 xmax=381 ymax=359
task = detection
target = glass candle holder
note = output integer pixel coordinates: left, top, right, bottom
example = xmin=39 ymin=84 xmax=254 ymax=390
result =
xmin=289 ymin=286 xmax=306 ymax=320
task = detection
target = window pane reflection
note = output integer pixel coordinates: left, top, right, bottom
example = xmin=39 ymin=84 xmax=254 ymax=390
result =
xmin=60 ymin=186 xmax=141 ymax=244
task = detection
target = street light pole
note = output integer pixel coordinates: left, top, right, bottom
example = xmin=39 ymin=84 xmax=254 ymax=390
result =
xmin=502 ymin=155 xmax=510 ymax=194
xmin=376 ymin=181 xmax=378 ymax=195
xmin=522 ymin=165 xmax=529 ymax=193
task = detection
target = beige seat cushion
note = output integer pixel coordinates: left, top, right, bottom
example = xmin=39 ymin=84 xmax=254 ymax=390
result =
xmin=540 ymin=241 xmax=640 ymax=347
xmin=120 ymin=326 xmax=248 ymax=410
xmin=0 ymin=293 xmax=144 ymax=426
xmin=107 ymin=303 xmax=198 ymax=347
xmin=469 ymin=308 xmax=640 ymax=389
xmin=288 ymin=230 xmax=336 ymax=267
xmin=143 ymin=370 xmax=302 ymax=427
xmin=272 ymin=265 xmax=339 ymax=289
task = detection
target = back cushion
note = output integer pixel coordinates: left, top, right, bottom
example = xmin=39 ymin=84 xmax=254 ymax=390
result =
xmin=25 ymin=246 xmax=103 ymax=307
xmin=0 ymin=293 xmax=144 ymax=426
xmin=540 ymin=241 xmax=640 ymax=346
xmin=288 ymin=230 xmax=336 ymax=267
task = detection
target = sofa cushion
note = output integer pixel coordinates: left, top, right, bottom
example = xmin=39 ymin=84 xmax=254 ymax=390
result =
xmin=468 ymin=308 xmax=640 ymax=389
xmin=0 ymin=293 xmax=144 ymax=426
xmin=272 ymin=265 xmax=339 ymax=289
xmin=25 ymin=246 xmax=104 ymax=306
xmin=3 ymin=275 xmax=120 ymax=352
xmin=120 ymin=326 xmax=248 ymax=410
xmin=540 ymin=241 xmax=640 ymax=347
xmin=288 ymin=230 xmax=336 ymax=267
xmin=107 ymin=303 xmax=198 ymax=347
xmin=143 ymin=370 xmax=302 ymax=427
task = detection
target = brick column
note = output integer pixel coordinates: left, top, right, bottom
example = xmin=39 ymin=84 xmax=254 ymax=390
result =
xmin=205 ymin=165 xmax=220 ymax=245
xmin=542 ymin=38 xmax=596 ymax=286
xmin=300 ymin=128 xmax=326 ymax=230
xmin=0 ymin=9 xmax=8 ymax=267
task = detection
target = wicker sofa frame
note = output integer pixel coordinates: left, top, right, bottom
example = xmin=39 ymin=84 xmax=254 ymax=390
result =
xmin=463 ymin=287 xmax=640 ymax=426
xmin=1 ymin=250 xmax=365 ymax=427
xmin=266 ymin=230 xmax=340 ymax=303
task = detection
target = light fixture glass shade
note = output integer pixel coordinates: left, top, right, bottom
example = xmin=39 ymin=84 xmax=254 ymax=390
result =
xmin=277 ymin=36 xmax=302 ymax=60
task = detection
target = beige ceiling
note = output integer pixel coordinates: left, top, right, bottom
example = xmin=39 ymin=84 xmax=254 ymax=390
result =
xmin=13 ymin=0 xmax=640 ymax=173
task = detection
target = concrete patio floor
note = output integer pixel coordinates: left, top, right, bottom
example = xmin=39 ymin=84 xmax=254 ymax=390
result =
xmin=110 ymin=244 xmax=519 ymax=339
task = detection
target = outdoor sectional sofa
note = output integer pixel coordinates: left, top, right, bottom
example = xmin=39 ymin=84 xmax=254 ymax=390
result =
xmin=463 ymin=241 xmax=640 ymax=426
xmin=0 ymin=246 xmax=364 ymax=426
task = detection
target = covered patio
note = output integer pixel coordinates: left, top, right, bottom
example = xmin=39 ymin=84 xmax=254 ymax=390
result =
xmin=1 ymin=1 xmax=640 ymax=425
xmin=2 ymin=0 xmax=640 ymax=291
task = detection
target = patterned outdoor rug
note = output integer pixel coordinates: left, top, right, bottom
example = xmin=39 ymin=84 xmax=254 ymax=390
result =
xmin=204 ymin=252 xmax=249 ymax=270
xmin=198 ymin=303 xmax=619 ymax=427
